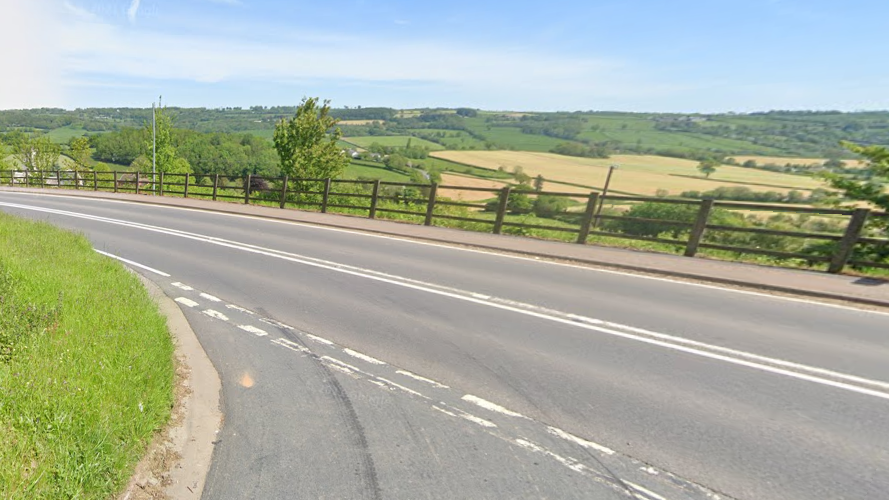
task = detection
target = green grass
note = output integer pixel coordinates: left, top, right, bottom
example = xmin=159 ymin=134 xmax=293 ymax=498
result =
xmin=45 ymin=126 xmax=89 ymax=144
xmin=345 ymin=161 xmax=412 ymax=182
xmin=0 ymin=214 xmax=174 ymax=500
xmin=342 ymin=135 xmax=446 ymax=150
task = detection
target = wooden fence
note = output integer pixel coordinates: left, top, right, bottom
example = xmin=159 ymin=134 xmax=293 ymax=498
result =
xmin=3 ymin=169 xmax=887 ymax=274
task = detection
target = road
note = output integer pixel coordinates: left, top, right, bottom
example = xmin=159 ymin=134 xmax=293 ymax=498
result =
xmin=2 ymin=191 xmax=888 ymax=500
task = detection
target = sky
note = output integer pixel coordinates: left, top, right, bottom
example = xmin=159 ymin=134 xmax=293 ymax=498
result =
xmin=1 ymin=0 xmax=887 ymax=112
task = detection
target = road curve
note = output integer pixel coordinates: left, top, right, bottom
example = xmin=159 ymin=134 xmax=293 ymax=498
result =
xmin=2 ymin=191 xmax=888 ymax=500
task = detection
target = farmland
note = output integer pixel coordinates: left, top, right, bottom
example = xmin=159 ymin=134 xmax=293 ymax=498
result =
xmin=431 ymin=151 xmax=826 ymax=197
xmin=343 ymin=135 xmax=445 ymax=150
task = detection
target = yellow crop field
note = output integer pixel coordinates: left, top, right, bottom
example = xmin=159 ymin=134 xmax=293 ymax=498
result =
xmin=439 ymin=174 xmax=508 ymax=201
xmin=431 ymin=151 xmax=827 ymax=196
xmin=339 ymin=119 xmax=385 ymax=125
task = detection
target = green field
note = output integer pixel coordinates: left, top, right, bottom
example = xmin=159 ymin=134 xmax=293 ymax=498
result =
xmin=45 ymin=126 xmax=89 ymax=144
xmin=0 ymin=214 xmax=174 ymax=499
xmin=345 ymin=160 xmax=411 ymax=181
xmin=343 ymin=135 xmax=446 ymax=150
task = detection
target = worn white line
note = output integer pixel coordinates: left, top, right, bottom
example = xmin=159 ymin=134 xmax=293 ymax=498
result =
xmin=171 ymin=282 xmax=194 ymax=291
xmin=547 ymin=426 xmax=615 ymax=456
xmin=342 ymin=348 xmax=386 ymax=365
xmin=202 ymin=309 xmax=229 ymax=321
xmin=271 ymin=338 xmax=310 ymax=354
xmin=225 ymin=304 xmax=254 ymax=315
xmin=377 ymin=377 xmax=429 ymax=399
xmin=175 ymin=297 xmax=199 ymax=308
xmin=396 ymin=370 xmax=450 ymax=389
xmin=305 ymin=333 xmax=334 ymax=346
xmin=627 ymin=482 xmax=667 ymax=500
xmin=9 ymin=196 xmax=889 ymax=317
xmin=237 ymin=325 xmax=268 ymax=337
xmin=200 ymin=293 xmax=222 ymax=302
xmin=11 ymin=200 xmax=889 ymax=400
xmin=321 ymin=356 xmax=363 ymax=374
xmin=432 ymin=405 xmax=497 ymax=428
xmin=462 ymin=394 xmax=527 ymax=419
xmin=368 ymin=379 xmax=388 ymax=388
xmin=515 ymin=439 xmax=585 ymax=474
xmin=93 ymin=250 xmax=171 ymax=277
xmin=259 ymin=318 xmax=294 ymax=330
xmin=328 ymin=364 xmax=357 ymax=376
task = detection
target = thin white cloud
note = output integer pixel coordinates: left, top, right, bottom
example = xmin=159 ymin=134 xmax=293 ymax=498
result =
xmin=127 ymin=0 xmax=141 ymax=24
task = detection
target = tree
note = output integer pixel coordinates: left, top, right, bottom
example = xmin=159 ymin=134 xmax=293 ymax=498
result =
xmin=142 ymin=102 xmax=192 ymax=174
xmin=533 ymin=174 xmax=545 ymax=192
xmin=13 ymin=134 xmax=60 ymax=173
xmin=697 ymin=159 xmax=719 ymax=178
xmin=273 ymin=97 xmax=349 ymax=192
xmin=532 ymin=195 xmax=569 ymax=217
xmin=822 ymin=142 xmax=889 ymax=220
xmin=68 ymin=136 xmax=92 ymax=173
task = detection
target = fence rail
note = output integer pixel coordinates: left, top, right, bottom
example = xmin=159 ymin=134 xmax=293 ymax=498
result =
xmin=2 ymin=169 xmax=887 ymax=274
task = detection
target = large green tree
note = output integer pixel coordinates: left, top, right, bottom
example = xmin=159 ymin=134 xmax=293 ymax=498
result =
xmin=68 ymin=136 xmax=92 ymax=173
xmin=13 ymin=135 xmax=60 ymax=173
xmin=142 ymin=103 xmax=192 ymax=174
xmin=273 ymin=97 xmax=349 ymax=188
xmin=822 ymin=142 xmax=889 ymax=217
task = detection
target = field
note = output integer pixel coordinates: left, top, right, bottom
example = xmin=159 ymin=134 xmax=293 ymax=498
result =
xmin=438 ymin=173 xmax=508 ymax=201
xmin=339 ymin=119 xmax=385 ymax=125
xmin=46 ymin=125 xmax=89 ymax=144
xmin=343 ymin=135 xmax=445 ymax=150
xmin=431 ymin=151 xmax=827 ymax=197
xmin=344 ymin=161 xmax=411 ymax=182
xmin=728 ymin=155 xmax=867 ymax=168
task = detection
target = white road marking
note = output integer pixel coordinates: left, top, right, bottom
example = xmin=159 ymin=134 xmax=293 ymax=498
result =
xmin=376 ymin=377 xmax=429 ymax=399
xmin=237 ymin=325 xmax=268 ymax=337
xmin=342 ymin=348 xmax=386 ymax=365
xmin=627 ymin=482 xmax=668 ymax=500
xmin=396 ymin=370 xmax=450 ymax=389
xmin=547 ymin=426 xmax=615 ymax=456
xmin=432 ymin=405 xmax=497 ymax=428
xmin=328 ymin=364 xmax=357 ymax=376
xmin=8 ymin=194 xmax=889 ymax=317
xmin=515 ymin=439 xmax=585 ymax=474
xmin=202 ymin=309 xmax=229 ymax=321
xmin=7 ymin=200 xmax=889 ymax=401
xmin=94 ymin=250 xmax=171 ymax=277
xmin=259 ymin=318 xmax=294 ymax=330
xmin=225 ymin=304 xmax=254 ymax=315
xmin=171 ymin=282 xmax=194 ymax=291
xmin=271 ymin=338 xmax=310 ymax=354
xmin=320 ymin=356 xmax=363 ymax=374
xmin=175 ymin=297 xmax=199 ymax=308
xmin=462 ymin=395 xmax=526 ymax=419
xmin=200 ymin=293 xmax=222 ymax=302
xmin=305 ymin=333 xmax=334 ymax=346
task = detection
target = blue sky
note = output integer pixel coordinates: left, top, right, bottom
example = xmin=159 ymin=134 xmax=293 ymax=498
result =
xmin=1 ymin=0 xmax=887 ymax=112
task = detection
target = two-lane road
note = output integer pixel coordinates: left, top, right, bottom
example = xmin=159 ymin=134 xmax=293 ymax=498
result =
xmin=3 ymin=191 xmax=888 ymax=499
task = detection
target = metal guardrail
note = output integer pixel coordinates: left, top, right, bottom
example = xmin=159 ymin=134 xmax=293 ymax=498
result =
xmin=2 ymin=169 xmax=887 ymax=274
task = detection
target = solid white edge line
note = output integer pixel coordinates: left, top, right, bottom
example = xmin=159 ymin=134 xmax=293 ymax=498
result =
xmin=9 ymin=192 xmax=886 ymax=316
xmin=94 ymin=249 xmax=171 ymax=277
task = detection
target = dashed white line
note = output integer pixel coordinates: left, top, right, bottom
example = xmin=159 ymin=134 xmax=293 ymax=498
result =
xmin=202 ymin=309 xmax=229 ymax=321
xmin=547 ymin=426 xmax=615 ymax=456
xmin=515 ymin=439 xmax=585 ymax=474
xmin=321 ymin=356 xmax=363 ymax=374
xmin=94 ymin=250 xmax=171 ymax=277
xmin=237 ymin=325 xmax=268 ymax=337
xmin=396 ymin=370 xmax=450 ymax=389
xmin=260 ymin=318 xmax=294 ymax=330
xmin=171 ymin=282 xmax=194 ymax=291
xmin=627 ymin=482 xmax=668 ymax=500
xmin=462 ymin=394 xmax=527 ymax=419
xmin=328 ymin=364 xmax=357 ymax=376
xmin=342 ymin=348 xmax=386 ymax=365
xmin=376 ymin=377 xmax=429 ymax=399
xmin=433 ymin=405 xmax=497 ymax=428
xmin=271 ymin=338 xmax=310 ymax=354
xmin=175 ymin=297 xmax=199 ymax=308
xmin=306 ymin=333 xmax=334 ymax=346
xmin=200 ymin=293 xmax=222 ymax=302
xmin=225 ymin=304 xmax=255 ymax=315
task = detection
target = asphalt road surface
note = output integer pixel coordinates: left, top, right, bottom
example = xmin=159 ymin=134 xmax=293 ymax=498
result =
xmin=3 ymin=191 xmax=888 ymax=500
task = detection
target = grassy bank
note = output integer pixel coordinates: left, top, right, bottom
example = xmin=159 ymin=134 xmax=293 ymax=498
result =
xmin=0 ymin=213 xmax=174 ymax=499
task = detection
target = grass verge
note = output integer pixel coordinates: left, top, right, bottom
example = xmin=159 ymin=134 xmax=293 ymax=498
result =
xmin=0 ymin=213 xmax=174 ymax=499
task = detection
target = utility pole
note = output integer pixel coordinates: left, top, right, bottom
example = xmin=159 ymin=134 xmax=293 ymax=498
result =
xmin=152 ymin=100 xmax=157 ymax=194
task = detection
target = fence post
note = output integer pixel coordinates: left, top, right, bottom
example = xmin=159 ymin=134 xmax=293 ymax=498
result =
xmin=424 ymin=182 xmax=439 ymax=226
xmin=493 ymin=187 xmax=512 ymax=235
xmin=8 ymin=170 xmax=13 ymax=186
xmin=183 ymin=173 xmax=190 ymax=198
xmin=93 ymin=171 xmax=98 ymax=191
xmin=369 ymin=180 xmax=381 ymax=219
xmin=212 ymin=174 xmax=219 ymax=201
xmin=576 ymin=192 xmax=600 ymax=244
xmin=74 ymin=171 xmax=79 ymax=190
xmin=279 ymin=176 xmax=289 ymax=209
xmin=159 ymin=172 xmax=165 ymax=196
xmin=56 ymin=170 xmax=61 ymax=189
xmin=685 ymin=199 xmax=715 ymax=257
xmin=135 ymin=171 xmax=140 ymax=194
xmin=828 ymin=208 xmax=870 ymax=274
xmin=321 ymin=178 xmax=332 ymax=213
xmin=244 ymin=174 xmax=251 ymax=204
xmin=113 ymin=171 xmax=118 ymax=193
